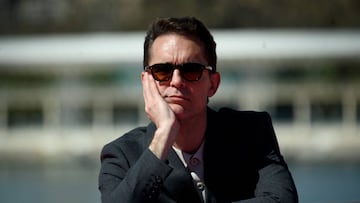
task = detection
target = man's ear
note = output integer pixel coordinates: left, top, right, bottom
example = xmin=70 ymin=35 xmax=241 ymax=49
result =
xmin=208 ymin=72 xmax=221 ymax=97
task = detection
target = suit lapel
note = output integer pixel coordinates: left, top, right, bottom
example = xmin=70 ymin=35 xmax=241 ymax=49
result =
xmin=163 ymin=149 xmax=202 ymax=203
xmin=146 ymin=123 xmax=203 ymax=202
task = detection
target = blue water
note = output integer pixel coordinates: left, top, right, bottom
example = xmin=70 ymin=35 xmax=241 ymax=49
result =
xmin=0 ymin=166 xmax=100 ymax=203
xmin=0 ymin=164 xmax=359 ymax=203
xmin=290 ymin=164 xmax=360 ymax=203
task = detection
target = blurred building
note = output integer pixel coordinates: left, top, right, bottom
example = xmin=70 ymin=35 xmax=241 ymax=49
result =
xmin=0 ymin=30 xmax=360 ymax=165
xmin=1 ymin=0 xmax=360 ymax=35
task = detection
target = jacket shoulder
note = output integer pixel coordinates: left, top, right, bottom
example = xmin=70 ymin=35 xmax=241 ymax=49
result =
xmin=209 ymin=107 xmax=276 ymax=149
xmin=100 ymin=125 xmax=153 ymax=160
xmin=108 ymin=126 xmax=148 ymax=146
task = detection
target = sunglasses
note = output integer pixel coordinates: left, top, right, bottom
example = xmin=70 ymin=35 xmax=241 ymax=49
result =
xmin=144 ymin=62 xmax=213 ymax=82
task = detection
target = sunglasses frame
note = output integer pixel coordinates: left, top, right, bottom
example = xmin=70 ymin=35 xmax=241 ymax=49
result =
xmin=144 ymin=62 xmax=213 ymax=82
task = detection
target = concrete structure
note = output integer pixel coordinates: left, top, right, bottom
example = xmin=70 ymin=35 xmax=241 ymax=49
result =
xmin=1 ymin=30 xmax=360 ymax=165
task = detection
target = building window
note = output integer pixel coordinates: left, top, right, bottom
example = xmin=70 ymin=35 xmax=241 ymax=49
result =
xmin=113 ymin=105 xmax=138 ymax=125
xmin=311 ymin=101 xmax=342 ymax=123
xmin=267 ymin=102 xmax=294 ymax=123
xmin=7 ymin=106 xmax=43 ymax=128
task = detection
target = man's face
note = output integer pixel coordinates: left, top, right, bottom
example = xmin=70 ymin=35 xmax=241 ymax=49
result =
xmin=147 ymin=34 xmax=220 ymax=120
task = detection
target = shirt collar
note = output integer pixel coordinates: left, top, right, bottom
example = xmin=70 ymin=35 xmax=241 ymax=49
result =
xmin=172 ymin=141 xmax=205 ymax=168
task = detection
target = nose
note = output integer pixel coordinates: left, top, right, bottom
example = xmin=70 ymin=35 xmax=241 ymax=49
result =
xmin=169 ymin=69 xmax=184 ymax=87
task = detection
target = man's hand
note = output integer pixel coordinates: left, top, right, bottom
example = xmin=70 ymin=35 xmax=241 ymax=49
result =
xmin=141 ymin=71 xmax=180 ymax=160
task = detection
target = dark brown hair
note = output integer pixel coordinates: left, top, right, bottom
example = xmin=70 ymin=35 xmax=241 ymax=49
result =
xmin=143 ymin=17 xmax=217 ymax=72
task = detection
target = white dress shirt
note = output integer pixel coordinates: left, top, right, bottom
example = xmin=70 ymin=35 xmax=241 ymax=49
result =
xmin=173 ymin=142 xmax=206 ymax=202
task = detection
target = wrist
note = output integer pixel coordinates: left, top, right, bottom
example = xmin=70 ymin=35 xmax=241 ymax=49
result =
xmin=149 ymin=122 xmax=179 ymax=160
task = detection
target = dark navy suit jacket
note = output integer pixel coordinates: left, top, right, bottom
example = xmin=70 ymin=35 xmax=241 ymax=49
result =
xmin=98 ymin=107 xmax=298 ymax=203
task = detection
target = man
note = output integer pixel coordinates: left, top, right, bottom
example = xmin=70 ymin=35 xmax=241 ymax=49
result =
xmin=98 ymin=17 xmax=298 ymax=203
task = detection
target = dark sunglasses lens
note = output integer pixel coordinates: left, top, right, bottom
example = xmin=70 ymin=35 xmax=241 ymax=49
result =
xmin=151 ymin=64 xmax=173 ymax=81
xmin=181 ymin=63 xmax=204 ymax=81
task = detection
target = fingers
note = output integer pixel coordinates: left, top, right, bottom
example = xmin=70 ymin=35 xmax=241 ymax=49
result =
xmin=143 ymin=71 xmax=180 ymax=159
xmin=142 ymin=71 xmax=172 ymax=126
xmin=142 ymin=71 xmax=162 ymax=106
xmin=142 ymin=72 xmax=178 ymax=127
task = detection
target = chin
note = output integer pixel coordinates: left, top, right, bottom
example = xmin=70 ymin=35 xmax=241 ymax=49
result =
xmin=169 ymin=103 xmax=186 ymax=113
xmin=169 ymin=104 xmax=189 ymax=119
xmin=169 ymin=104 xmax=204 ymax=120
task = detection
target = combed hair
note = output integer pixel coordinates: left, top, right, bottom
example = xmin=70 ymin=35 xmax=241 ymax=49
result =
xmin=143 ymin=17 xmax=217 ymax=72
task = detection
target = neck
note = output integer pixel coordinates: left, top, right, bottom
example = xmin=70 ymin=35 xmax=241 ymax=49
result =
xmin=174 ymin=110 xmax=207 ymax=153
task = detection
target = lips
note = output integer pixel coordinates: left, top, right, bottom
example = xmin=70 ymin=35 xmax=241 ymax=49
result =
xmin=164 ymin=95 xmax=190 ymax=103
